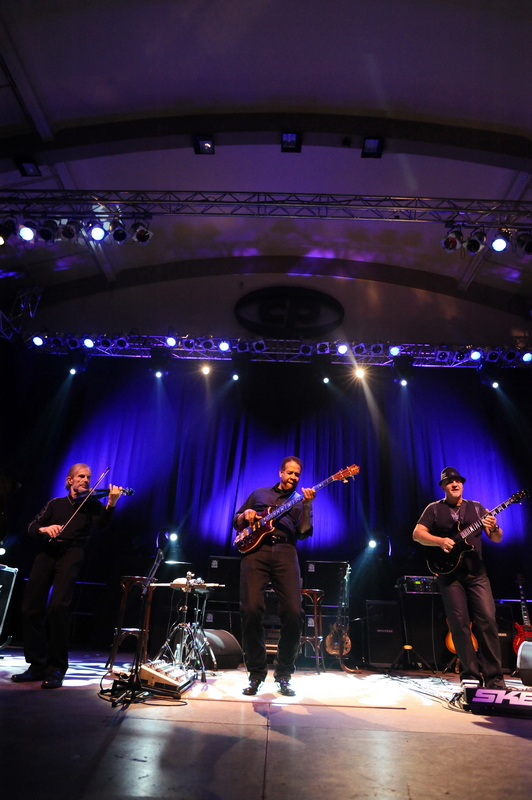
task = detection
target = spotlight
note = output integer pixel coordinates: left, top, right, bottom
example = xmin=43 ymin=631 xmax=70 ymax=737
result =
xmin=355 ymin=367 xmax=365 ymax=378
xmin=60 ymin=219 xmax=81 ymax=240
xmin=83 ymin=337 xmax=95 ymax=349
xmin=87 ymin=221 xmax=106 ymax=241
xmin=109 ymin=219 xmax=128 ymax=243
xmin=193 ymin=135 xmax=215 ymax=155
xmin=441 ymin=228 xmax=463 ymax=252
xmin=150 ymin=347 xmax=170 ymax=376
xmin=38 ymin=219 xmax=58 ymax=242
xmin=522 ymin=352 xmax=532 ymax=363
xmin=236 ymin=340 xmax=249 ymax=353
xmin=485 ymin=349 xmax=500 ymax=363
xmin=131 ymin=221 xmax=153 ymax=243
xmin=202 ymin=365 xmax=210 ymax=375
xmin=352 ymin=343 xmax=366 ymax=356
xmin=478 ymin=361 xmax=502 ymax=387
xmin=370 ymin=344 xmax=384 ymax=356
xmin=361 ymin=137 xmax=384 ymax=158
xmin=465 ymin=229 xmax=486 ymax=254
xmin=67 ymin=354 xmax=87 ymax=374
xmin=0 ymin=219 xmax=16 ymax=245
xmin=251 ymin=339 xmax=266 ymax=353
xmin=299 ymin=343 xmax=314 ymax=357
xmin=492 ymin=230 xmax=511 ymax=252
xmin=393 ymin=354 xmax=414 ymax=384
xmin=452 ymin=351 xmax=467 ymax=364
xmin=516 ymin=232 xmax=532 ymax=255
xmin=388 ymin=345 xmax=401 ymax=357
xmin=336 ymin=343 xmax=349 ymax=355
xmin=435 ymin=348 xmax=451 ymax=364
xmin=219 ymin=340 xmax=230 ymax=352
xmin=19 ymin=220 xmax=37 ymax=242
xmin=281 ymin=132 xmax=302 ymax=153
xmin=503 ymin=348 xmax=519 ymax=364
xmin=470 ymin=349 xmax=482 ymax=361
xmin=98 ymin=335 xmax=113 ymax=349
xmin=182 ymin=338 xmax=196 ymax=351
xmin=368 ymin=538 xmax=378 ymax=549
xmin=232 ymin=373 xmax=239 ymax=381
xmin=14 ymin=158 xmax=41 ymax=177
xmin=115 ymin=336 xmax=128 ymax=349
xmin=166 ymin=336 xmax=177 ymax=347
xmin=323 ymin=377 xmax=330 ymax=384
xmin=49 ymin=335 xmax=63 ymax=349
xmin=316 ymin=342 xmax=330 ymax=354
xmin=32 ymin=334 xmax=45 ymax=347
xmin=200 ymin=338 xmax=215 ymax=351
xmin=66 ymin=336 xmax=80 ymax=349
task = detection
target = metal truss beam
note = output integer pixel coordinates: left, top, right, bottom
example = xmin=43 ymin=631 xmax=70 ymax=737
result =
xmin=21 ymin=334 xmax=532 ymax=369
xmin=3 ymin=190 xmax=532 ymax=229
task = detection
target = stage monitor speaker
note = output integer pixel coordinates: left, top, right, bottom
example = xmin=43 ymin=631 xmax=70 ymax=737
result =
xmin=366 ymin=600 xmax=402 ymax=667
xmin=207 ymin=556 xmax=240 ymax=602
xmin=203 ymin=629 xmax=243 ymax=669
xmin=304 ymin=561 xmax=349 ymax=606
xmin=0 ymin=564 xmax=18 ymax=638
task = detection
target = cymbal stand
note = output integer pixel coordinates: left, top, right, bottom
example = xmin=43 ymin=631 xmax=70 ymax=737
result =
xmin=108 ymin=549 xmax=167 ymax=706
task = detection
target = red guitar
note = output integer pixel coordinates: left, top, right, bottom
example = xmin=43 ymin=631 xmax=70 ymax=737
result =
xmin=513 ymin=575 xmax=532 ymax=655
xmin=233 ymin=464 xmax=359 ymax=554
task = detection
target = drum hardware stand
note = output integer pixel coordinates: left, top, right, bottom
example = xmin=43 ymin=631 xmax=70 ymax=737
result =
xmin=390 ymin=580 xmax=435 ymax=673
xmin=105 ymin=549 xmax=173 ymax=707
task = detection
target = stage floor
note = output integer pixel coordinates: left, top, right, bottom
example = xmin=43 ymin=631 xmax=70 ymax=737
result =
xmin=2 ymin=646 xmax=532 ymax=800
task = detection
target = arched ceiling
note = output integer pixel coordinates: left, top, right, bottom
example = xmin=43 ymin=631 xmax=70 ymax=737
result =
xmin=1 ymin=0 xmax=532 ymax=346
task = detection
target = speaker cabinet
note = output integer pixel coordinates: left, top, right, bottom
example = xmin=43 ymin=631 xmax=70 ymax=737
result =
xmin=304 ymin=561 xmax=349 ymax=606
xmin=401 ymin=592 xmax=449 ymax=670
xmin=207 ymin=556 xmax=240 ymax=602
xmin=0 ymin=564 xmax=18 ymax=639
xmin=366 ymin=600 xmax=402 ymax=667
xmin=204 ymin=608 xmax=241 ymax=643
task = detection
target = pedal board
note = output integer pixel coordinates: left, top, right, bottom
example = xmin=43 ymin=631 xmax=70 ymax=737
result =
xmin=139 ymin=661 xmax=196 ymax=697
xmin=465 ymin=685 xmax=532 ymax=718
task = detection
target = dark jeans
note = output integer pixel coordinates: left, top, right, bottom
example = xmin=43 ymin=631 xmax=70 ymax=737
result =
xmin=240 ymin=543 xmax=303 ymax=681
xmin=22 ymin=544 xmax=85 ymax=674
xmin=437 ymin=567 xmax=505 ymax=687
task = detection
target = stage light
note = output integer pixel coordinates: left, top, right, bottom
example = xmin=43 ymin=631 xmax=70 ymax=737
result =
xmin=435 ymin=348 xmax=451 ymax=364
xmin=251 ymin=339 xmax=266 ymax=353
xmin=522 ymin=352 xmax=532 ymax=363
xmin=38 ymin=219 xmax=59 ymax=242
xmin=166 ymin=336 xmax=177 ymax=347
xmin=465 ymin=229 xmax=486 ymax=254
xmin=393 ymin=354 xmax=415 ymax=384
xmin=352 ymin=343 xmax=366 ymax=356
xmin=361 ymin=137 xmax=384 ymax=158
xmin=368 ymin=538 xmax=378 ymax=549
xmin=193 ymin=135 xmax=215 ymax=155
xmin=115 ymin=336 xmax=128 ymax=349
xmin=441 ymin=228 xmax=463 ymax=252
xmin=236 ymin=340 xmax=249 ymax=353
xmin=389 ymin=345 xmax=401 ymax=357
xmin=400 ymin=379 xmax=407 ymax=386
xmin=202 ymin=365 xmax=210 ymax=375
xmin=87 ymin=221 xmax=106 ymax=241
xmin=60 ymin=219 xmax=81 ymax=240
xmin=219 ymin=340 xmax=230 ymax=352
xmin=0 ymin=543 xmax=6 ymax=556
xmin=232 ymin=373 xmax=239 ymax=381
xmin=355 ymin=367 xmax=365 ymax=378
xmin=49 ymin=335 xmax=63 ymax=349
xmin=155 ymin=370 xmax=163 ymax=379
xmin=98 ymin=335 xmax=113 ymax=349
xmin=32 ymin=335 xmax=45 ymax=347
xmin=182 ymin=338 xmax=196 ymax=351
xmin=83 ymin=337 xmax=95 ymax=348
xmin=370 ymin=343 xmax=384 ymax=356
xmin=516 ymin=232 xmax=532 ymax=255
xmin=109 ymin=219 xmax=128 ymax=243
xmin=470 ymin=349 xmax=482 ymax=361
xmin=299 ymin=343 xmax=314 ymax=356
xmin=131 ymin=221 xmax=153 ymax=243
xmin=316 ymin=342 xmax=330 ymax=354
xmin=200 ymin=338 xmax=215 ymax=351
xmin=66 ymin=336 xmax=80 ymax=349
xmin=336 ymin=343 xmax=349 ymax=355
xmin=0 ymin=219 xmax=16 ymax=245
xmin=492 ymin=230 xmax=511 ymax=252
xmin=502 ymin=348 xmax=518 ymax=364
xmin=281 ymin=132 xmax=302 ymax=153
xmin=323 ymin=377 xmax=330 ymax=384
xmin=19 ymin=220 xmax=37 ymax=241
xmin=485 ymin=349 xmax=500 ymax=363
xmin=14 ymin=158 xmax=41 ymax=177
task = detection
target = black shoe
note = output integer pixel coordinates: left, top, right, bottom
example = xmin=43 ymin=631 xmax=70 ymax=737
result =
xmin=11 ymin=667 xmax=47 ymax=683
xmin=41 ymin=670 xmax=64 ymax=689
xmin=243 ymin=678 xmax=264 ymax=696
xmin=275 ymin=678 xmax=296 ymax=697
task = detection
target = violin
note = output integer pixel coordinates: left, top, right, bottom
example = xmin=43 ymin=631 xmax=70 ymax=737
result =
xmin=71 ymin=487 xmax=134 ymax=503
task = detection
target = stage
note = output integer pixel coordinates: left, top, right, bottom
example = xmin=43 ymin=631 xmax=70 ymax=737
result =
xmin=2 ymin=646 xmax=532 ymax=800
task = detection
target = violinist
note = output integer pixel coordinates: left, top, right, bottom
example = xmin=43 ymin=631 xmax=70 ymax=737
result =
xmin=12 ymin=463 xmax=123 ymax=689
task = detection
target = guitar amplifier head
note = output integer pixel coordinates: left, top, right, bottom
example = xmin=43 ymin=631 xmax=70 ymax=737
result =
xmin=397 ymin=575 xmax=439 ymax=594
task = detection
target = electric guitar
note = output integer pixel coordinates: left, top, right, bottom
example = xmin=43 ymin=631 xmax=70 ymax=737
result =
xmin=513 ymin=575 xmax=532 ymax=655
xmin=426 ymin=490 xmax=528 ymax=576
xmin=233 ymin=464 xmax=359 ymax=554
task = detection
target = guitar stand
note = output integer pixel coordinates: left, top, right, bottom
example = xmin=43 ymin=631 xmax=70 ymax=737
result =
xmin=389 ymin=583 xmax=435 ymax=673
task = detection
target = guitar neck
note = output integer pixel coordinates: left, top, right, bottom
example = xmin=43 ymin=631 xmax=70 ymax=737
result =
xmin=262 ymin=476 xmax=334 ymax=525
xmin=458 ymin=498 xmax=512 ymax=542
xmin=518 ymin=583 xmax=532 ymax=628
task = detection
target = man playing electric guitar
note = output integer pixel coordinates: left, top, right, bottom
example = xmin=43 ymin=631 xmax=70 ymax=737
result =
xmin=233 ymin=456 xmax=316 ymax=697
xmin=413 ymin=466 xmax=506 ymax=690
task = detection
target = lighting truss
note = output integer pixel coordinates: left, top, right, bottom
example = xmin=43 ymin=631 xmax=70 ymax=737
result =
xmin=21 ymin=334 xmax=532 ymax=368
xmin=3 ymin=190 xmax=532 ymax=228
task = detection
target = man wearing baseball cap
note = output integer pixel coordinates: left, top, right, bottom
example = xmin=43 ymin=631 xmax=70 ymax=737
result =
xmin=413 ymin=467 xmax=505 ymax=689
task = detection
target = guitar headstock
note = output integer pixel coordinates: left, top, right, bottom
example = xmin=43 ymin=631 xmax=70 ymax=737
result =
xmin=332 ymin=464 xmax=360 ymax=482
xmin=510 ymin=490 xmax=529 ymax=504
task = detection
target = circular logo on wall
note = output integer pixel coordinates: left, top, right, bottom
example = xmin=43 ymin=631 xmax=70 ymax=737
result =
xmin=234 ymin=286 xmax=344 ymax=337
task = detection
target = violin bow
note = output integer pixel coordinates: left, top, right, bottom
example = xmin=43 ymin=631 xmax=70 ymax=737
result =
xmin=57 ymin=466 xmax=110 ymax=538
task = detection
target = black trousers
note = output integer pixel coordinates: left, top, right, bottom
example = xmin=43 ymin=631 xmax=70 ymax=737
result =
xmin=437 ymin=567 xmax=505 ymax=688
xmin=21 ymin=544 xmax=85 ymax=674
xmin=240 ymin=542 xmax=303 ymax=681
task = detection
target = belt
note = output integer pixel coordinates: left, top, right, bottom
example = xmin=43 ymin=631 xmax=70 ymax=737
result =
xmin=266 ymin=534 xmax=290 ymax=545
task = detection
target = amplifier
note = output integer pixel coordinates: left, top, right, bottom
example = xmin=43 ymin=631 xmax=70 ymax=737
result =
xmin=397 ymin=575 xmax=439 ymax=594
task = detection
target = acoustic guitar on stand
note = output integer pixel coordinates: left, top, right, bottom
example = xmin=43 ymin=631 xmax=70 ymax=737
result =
xmin=233 ymin=464 xmax=359 ymax=554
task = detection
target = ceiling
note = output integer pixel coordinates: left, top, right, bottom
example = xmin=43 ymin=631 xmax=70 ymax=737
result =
xmin=1 ymin=0 xmax=532 ymax=351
